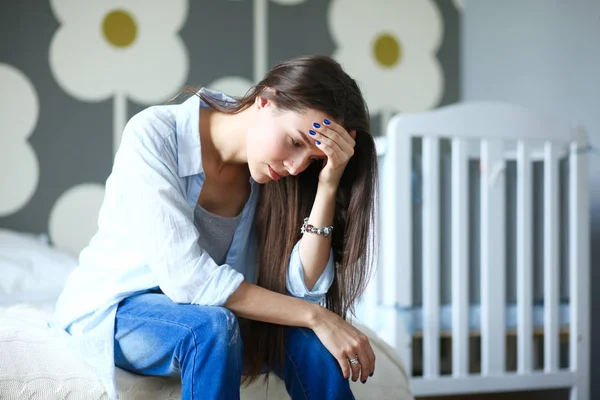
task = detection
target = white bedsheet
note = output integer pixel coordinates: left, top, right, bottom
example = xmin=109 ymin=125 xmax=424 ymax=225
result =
xmin=0 ymin=304 xmax=412 ymax=400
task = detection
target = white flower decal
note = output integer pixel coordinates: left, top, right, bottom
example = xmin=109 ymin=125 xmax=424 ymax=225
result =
xmin=49 ymin=183 xmax=105 ymax=257
xmin=329 ymin=0 xmax=444 ymax=114
xmin=207 ymin=76 xmax=254 ymax=98
xmin=271 ymin=0 xmax=307 ymax=5
xmin=0 ymin=63 xmax=40 ymax=216
xmin=49 ymin=0 xmax=189 ymax=154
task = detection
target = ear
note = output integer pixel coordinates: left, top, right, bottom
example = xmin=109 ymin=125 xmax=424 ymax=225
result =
xmin=255 ymin=87 xmax=278 ymax=110
xmin=255 ymin=95 xmax=268 ymax=110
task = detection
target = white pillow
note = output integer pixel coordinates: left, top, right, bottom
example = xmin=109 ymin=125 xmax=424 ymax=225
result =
xmin=0 ymin=229 xmax=77 ymax=306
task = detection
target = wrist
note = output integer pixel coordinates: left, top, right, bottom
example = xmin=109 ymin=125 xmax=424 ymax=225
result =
xmin=316 ymin=180 xmax=338 ymax=198
xmin=305 ymin=302 xmax=326 ymax=330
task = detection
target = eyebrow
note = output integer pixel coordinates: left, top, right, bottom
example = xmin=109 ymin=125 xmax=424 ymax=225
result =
xmin=297 ymin=129 xmax=312 ymax=146
xmin=297 ymin=129 xmax=326 ymax=159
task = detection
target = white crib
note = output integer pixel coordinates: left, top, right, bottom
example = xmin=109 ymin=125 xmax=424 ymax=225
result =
xmin=361 ymin=102 xmax=590 ymax=399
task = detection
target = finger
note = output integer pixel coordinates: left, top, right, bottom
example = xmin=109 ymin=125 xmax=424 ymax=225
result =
xmin=356 ymin=334 xmax=374 ymax=379
xmin=359 ymin=334 xmax=376 ymax=378
xmin=355 ymin=347 xmax=371 ymax=383
xmin=315 ymin=120 xmax=355 ymax=149
xmin=322 ymin=130 xmax=354 ymax=158
xmin=315 ymin=139 xmax=343 ymax=166
xmin=320 ymin=119 xmax=356 ymax=147
xmin=366 ymin=341 xmax=376 ymax=377
xmin=348 ymin=353 xmax=361 ymax=382
xmin=310 ymin=129 xmax=344 ymax=164
xmin=310 ymin=127 xmax=351 ymax=159
xmin=317 ymin=123 xmax=355 ymax=153
xmin=337 ymin=353 xmax=351 ymax=380
xmin=312 ymin=131 xmax=353 ymax=166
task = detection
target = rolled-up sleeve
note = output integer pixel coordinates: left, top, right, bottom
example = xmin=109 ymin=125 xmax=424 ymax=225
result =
xmin=285 ymin=241 xmax=335 ymax=303
xmin=111 ymin=113 xmax=244 ymax=306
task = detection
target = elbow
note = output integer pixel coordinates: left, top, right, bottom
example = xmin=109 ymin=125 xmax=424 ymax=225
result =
xmin=303 ymin=274 xmax=318 ymax=292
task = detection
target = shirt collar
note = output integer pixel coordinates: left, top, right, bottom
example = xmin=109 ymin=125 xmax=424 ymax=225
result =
xmin=175 ymin=87 xmax=237 ymax=178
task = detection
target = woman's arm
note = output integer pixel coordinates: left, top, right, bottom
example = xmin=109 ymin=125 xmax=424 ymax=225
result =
xmin=225 ymin=280 xmax=376 ymax=383
xmin=297 ymin=184 xmax=336 ymax=290
xmin=297 ymin=120 xmax=357 ymax=290
xmin=225 ymin=280 xmax=319 ymax=327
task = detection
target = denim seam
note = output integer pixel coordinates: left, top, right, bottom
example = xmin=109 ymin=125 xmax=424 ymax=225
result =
xmin=284 ymin=346 xmax=309 ymax=400
xmin=190 ymin=324 xmax=198 ymax=399
xmin=116 ymin=313 xmax=198 ymax=398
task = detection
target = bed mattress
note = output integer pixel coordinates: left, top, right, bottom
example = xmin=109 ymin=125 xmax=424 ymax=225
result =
xmin=0 ymin=304 xmax=413 ymax=400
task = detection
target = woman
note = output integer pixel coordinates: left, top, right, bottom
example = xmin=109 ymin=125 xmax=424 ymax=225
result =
xmin=53 ymin=55 xmax=379 ymax=400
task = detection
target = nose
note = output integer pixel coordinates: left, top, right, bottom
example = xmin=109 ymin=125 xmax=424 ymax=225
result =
xmin=287 ymin=163 xmax=302 ymax=176
xmin=285 ymin=155 xmax=310 ymax=176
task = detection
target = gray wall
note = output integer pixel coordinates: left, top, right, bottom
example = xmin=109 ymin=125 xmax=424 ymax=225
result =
xmin=0 ymin=0 xmax=461 ymax=256
xmin=462 ymin=0 xmax=600 ymax=396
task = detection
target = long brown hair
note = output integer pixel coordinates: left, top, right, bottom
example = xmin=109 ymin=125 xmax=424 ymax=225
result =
xmin=183 ymin=55 xmax=378 ymax=383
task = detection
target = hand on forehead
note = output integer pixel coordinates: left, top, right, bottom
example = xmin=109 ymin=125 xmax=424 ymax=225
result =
xmin=297 ymin=110 xmax=356 ymax=164
xmin=302 ymin=110 xmax=355 ymax=141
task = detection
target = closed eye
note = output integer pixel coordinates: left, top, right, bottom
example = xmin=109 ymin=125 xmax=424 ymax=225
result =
xmin=291 ymin=133 xmax=322 ymax=164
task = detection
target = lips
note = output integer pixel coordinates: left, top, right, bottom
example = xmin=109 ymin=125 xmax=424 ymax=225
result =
xmin=268 ymin=165 xmax=282 ymax=181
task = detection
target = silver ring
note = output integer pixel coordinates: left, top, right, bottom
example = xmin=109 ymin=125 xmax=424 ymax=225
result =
xmin=349 ymin=355 xmax=359 ymax=365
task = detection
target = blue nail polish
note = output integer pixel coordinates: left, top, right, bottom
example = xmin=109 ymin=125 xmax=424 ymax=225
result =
xmin=313 ymin=122 xmax=321 ymax=128
xmin=370 ymin=372 xmax=373 ymax=377
xmin=309 ymin=130 xmax=316 ymax=136
xmin=362 ymin=380 xmax=366 ymax=384
xmin=316 ymin=141 xmax=321 ymax=145
xmin=323 ymin=119 xmax=331 ymax=125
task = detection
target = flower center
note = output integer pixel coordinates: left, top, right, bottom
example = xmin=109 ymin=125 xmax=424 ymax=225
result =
xmin=373 ymin=33 xmax=402 ymax=68
xmin=102 ymin=10 xmax=137 ymax=48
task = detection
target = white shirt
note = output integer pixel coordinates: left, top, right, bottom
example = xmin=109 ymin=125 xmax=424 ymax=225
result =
xmin=51 ymin=88 xmax=335 ymax=400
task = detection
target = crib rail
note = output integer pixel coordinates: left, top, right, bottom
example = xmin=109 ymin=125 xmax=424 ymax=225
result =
xmin=569 ymin=140 xmax=590 ymax=400
xmin=422 ymin=137 xmax=441 ymax=378
xmin=374 ymin=102 xmax=589 ymax=399
xmin=516 ymin=141 xmax=533 ymax=373
xmin=451 ymin=138 xmax=469 ymax=377
xmin=543 ymin=142 xmax=560 ymax=372
xmin=480 ymin=139 xmax=507 ymax=375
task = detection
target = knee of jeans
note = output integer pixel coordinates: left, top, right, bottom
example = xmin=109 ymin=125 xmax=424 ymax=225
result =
xmin=204 ymin=307 xmax=240 ymax=348
xmin=287 ymin=327 xmax=330 ymax=359
xmin=293 ymin=329 xmax=348 ymax=378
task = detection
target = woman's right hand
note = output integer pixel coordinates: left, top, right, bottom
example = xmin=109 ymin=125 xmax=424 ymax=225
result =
xmin=310 ymin=307 xmax=376 ymax=383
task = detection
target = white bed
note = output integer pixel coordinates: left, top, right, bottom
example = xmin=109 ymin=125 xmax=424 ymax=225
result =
xmin=0 ymin=228 xmax=413 ymax=400
xmin=358 ymin=101 xmax=590 ymax=399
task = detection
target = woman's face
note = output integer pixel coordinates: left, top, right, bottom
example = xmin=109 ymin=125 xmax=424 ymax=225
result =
xmin=247 ymin=96 xmax=330 ymax=184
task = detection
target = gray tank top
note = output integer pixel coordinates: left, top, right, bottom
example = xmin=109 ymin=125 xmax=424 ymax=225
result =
xmin=194 ymin=203 xmax=241 ymax=265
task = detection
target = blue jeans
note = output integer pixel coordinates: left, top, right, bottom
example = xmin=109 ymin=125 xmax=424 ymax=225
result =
xmin=114 ymin=292 xmax=354 ymax=400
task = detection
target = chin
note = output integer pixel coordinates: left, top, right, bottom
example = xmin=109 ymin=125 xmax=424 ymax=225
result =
xmin=254 ymin=175 xmax=270 ymax=184
xmin=248 ymin=163 xmax=269 ymax=184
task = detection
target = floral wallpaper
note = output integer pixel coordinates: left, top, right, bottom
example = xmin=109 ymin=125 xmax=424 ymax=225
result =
xmin=0 ymin=0 xmax=461 ymax=256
